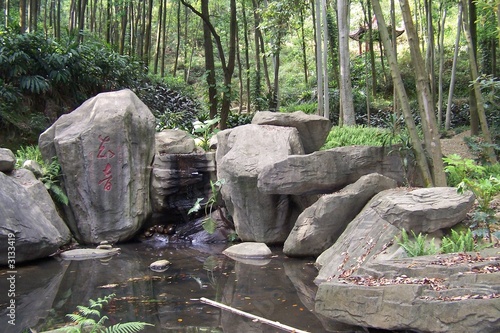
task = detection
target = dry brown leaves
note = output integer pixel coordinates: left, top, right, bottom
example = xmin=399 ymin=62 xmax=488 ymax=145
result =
xmin=339 ymin=275 xmax=447 ymax=291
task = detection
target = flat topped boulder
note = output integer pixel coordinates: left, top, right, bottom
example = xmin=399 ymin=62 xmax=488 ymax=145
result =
xmin=251 ymin=111 xmax=331 ymax=154
xmin=155 ymin=129 xmax=197 ymax=155
xmin=39 ymin=89 xmax=156 ymax=244
xmin=258 ymin=146 xmax=408 ymax=195
xmin=223 ymin=242 xmax=272 ymax=259
xmin=59 ymin=248 xmax=120 ymax=260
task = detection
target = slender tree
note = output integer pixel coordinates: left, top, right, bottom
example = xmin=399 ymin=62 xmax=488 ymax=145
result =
xmin=445 ymin=1 xmax=462 ymax=131
xmin=338 ymin=0 xmax=355 ymax=125
xmin=181 ymin=0 xmax=237 ymax=129
xmin=400 ymin=0 xmax=447 ymax=186
xmin=372 ymin=0 xmax=434 ymax=186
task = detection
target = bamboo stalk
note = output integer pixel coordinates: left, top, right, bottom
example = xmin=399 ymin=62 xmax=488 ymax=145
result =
xmin=200 ymin=297 xmax=311 ymax=333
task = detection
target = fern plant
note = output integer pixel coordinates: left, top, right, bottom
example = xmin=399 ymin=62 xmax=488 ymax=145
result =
xmin=15 ymin=145 xmax=69 ymax=205
xmin=61 ymin=294 xmax=153 ymax=333
xmin=397 ymin=229 xmax=439 ymax=257
xmin=440 ymin=229 xmax=477 ymax=253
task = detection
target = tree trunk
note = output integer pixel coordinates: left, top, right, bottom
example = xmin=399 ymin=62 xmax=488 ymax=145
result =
xmin=153 ymin=0 xmax=163 ymax=73
xmin=338 ymin=0 xmax=355 ymax=125
xmin=160 ymin=0 xmax=169 ymax=77
xmin=321 ymin=0 xmax=329 ymax=119
xmin=445 ymin=2 xmax=462 ymax=131
xmin=315 ymin=0 xmax=324 ymax=117
xmin=299 ymin=7 xmax=308 ymax=85
xmin=242 ymin=0 xmax=251 ymax=113
xmin=173 ymin=0 xmax=181 ymax=76
xmin=437 ymin=2 xmax=446 ymax=128
xmin=119 ymin=0 xmax=128 ymax=55
xmin=461 ymin=0 xmax=497 ymax=163
xmin=400 ymin=0 xmax=447 ymax=186
xmin=201 ymin=0 xmax=217 ymax=119
xmin=424 ymin=0 xmax=436 ymax=112
xmin=373 ymin=0 xmax=434 ymax=187
xmin=20 ymin=0 xmax=27 ymax=33
xmin=468 ymin=0 xmax=479 ymax=135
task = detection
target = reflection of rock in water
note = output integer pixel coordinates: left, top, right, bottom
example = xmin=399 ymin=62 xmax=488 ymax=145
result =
xmin=220 ymin=258 xmax=327 ymax=333
xmin=283 ymin=260 xmax=364 ymax=332
xmin=0 ymin=259 xmax=69 ymax=333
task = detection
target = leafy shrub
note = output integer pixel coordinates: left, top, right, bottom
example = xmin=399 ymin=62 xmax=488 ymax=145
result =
xmin=226 ymin=112 xmax=254 ymax=128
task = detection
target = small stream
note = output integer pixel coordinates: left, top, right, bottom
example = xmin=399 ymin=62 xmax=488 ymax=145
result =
xmin=1 ymin=241 xmax=379 ymax=333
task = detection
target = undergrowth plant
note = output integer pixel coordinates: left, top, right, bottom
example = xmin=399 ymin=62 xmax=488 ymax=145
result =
xmin=61 ymin=294 xmax=153 ymax=333
xmin=192 ymin=117 xmax=220 ymax=151
xmin=398 ymin=228 xmax=491 ymax=257
xmin=15 ymin=145 xmax=69 ymax=205
xmin=188 ymin=179 xmax=226 ymax=234
xmin=441 ymin=229 xmax=477 ymax=253
xmin=320 ymin=125 xmax=397 ymax=150
xmin=444 ymin=154 xmax=500 ymax=242
xmin=397 ymin=229 xmax=439 ymax=257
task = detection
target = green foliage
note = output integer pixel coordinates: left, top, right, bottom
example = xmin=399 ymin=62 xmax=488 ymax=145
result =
xmin=15 ymin=145 xmax=69 ymax=205
xmin=440 ymin=229 xmax=479 ymax=254
xmin=60 ymin=294 xmax=153 ymax=333
xmin=321 ymin=125 xmax=396 ymax=150
xmin=188 ymin=179 xmax=226 ymax=235
xmin=226 ymin=112 xmax=254 ymax=128
xmin=443 ymin=154 xmax=486 ymax=187
xmin=397 ymin=229 xmax=439 ymax=257
xmin=444 ymin=154 xmax=500 ymax=242
xmin=280 ymin=102 xmax=318 ymax=115
xmin=192 ymin=117 xmax=220 ymax=151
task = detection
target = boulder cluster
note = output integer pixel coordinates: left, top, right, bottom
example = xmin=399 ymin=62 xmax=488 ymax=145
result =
xmin=1 ymin=89 xmax=498 ymax=332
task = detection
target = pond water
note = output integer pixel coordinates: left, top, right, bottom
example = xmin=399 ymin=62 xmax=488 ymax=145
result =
xmin=0 ymin=241 xmax=389 ymax=333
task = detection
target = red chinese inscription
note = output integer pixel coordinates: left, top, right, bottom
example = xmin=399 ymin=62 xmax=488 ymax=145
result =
xmin=96 ymin=135 xmax=115 ymax=191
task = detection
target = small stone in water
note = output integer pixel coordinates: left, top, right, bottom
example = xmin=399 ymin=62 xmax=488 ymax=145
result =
xmin=150 ymin=259 xmax=171 ymax=272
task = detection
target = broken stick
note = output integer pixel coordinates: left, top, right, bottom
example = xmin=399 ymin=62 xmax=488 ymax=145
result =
xmin=200 ymin=297 xmax=311 ymax=333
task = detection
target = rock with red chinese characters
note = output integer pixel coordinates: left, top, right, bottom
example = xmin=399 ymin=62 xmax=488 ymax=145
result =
xmin=39 ymin=89 xmax=156 ymax=244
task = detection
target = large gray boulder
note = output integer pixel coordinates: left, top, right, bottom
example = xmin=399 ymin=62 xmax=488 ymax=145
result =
xmin=39 ymin=89 xmax=155 ymax=244
xmin=258 ymin=145 xmax=408 ymax=195
xmin=315 ymin=187 xmax=475 ymax=283
xmin=251 ymin=111 xmax=331 ymax=153
xmin=216 ymin=124 xmax=304 ymax=243
xmin=0 ymin=148 xmax=16 ymax=173
xmin=0 ymin=171 xmax=71 ymax=264
xmin=284 ymin=173 xmax=397 ymax=257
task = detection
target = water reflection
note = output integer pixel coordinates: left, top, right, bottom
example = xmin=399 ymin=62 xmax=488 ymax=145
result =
xmin=0 ymin=243 xmax=364 ymax=333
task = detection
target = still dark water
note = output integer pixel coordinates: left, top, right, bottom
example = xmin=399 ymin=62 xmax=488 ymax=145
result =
xmin=0 ymin=242 xmax=369 ymax=333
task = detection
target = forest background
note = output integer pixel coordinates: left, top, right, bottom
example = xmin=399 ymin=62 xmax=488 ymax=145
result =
xmin=1 ymin=0 xmax=499 ymax=185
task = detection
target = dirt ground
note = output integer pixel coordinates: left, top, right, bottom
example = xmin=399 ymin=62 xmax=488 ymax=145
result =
xmin=440 ymin=130 xmax=476 ymax=160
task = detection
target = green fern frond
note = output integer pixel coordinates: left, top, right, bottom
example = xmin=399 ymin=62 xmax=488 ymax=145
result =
xmin=76 ymin=305 xmax=101 ymax=318
xmin=104 ymin=322 xmax=154 ymax=333
xmin=48 ymin=184 xmax=69 ymax=205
